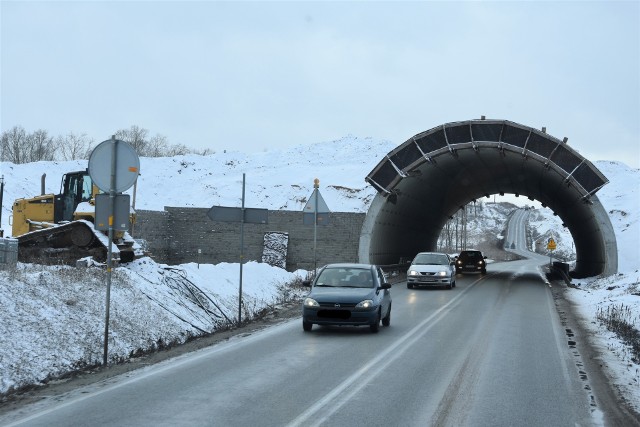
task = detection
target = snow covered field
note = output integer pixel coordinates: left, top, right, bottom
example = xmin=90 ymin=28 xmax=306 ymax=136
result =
xmin=0 ymin=137 xmax=638 ymax=412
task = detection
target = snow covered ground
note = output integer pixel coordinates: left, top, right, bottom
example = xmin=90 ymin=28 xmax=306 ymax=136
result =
xmin=0 ymin=259 xmax=307 ymax=394
xmin=559 ymin=161 xmax=640 ymax=412
xmin=0 ymin=137 xmax=638 ymax=413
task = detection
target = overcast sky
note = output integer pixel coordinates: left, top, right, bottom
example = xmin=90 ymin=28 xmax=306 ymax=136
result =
xmin=1 ymin=1 xmax=638 ymax=167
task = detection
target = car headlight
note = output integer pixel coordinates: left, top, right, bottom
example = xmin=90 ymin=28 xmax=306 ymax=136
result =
xmin=408 ymin=270 xmax=419 ymax=276
xmin=356 ymin=299 xmax=374 ymax=309
xmin=478 ymin=260 xmax=485 ymax=265
xmin=303 ymin=298 xmax=319 ymax=307
xmin=456 ymin=260 xmax=462 ymax=265
xmin=436 ymin=271 xmax=447 ymax=277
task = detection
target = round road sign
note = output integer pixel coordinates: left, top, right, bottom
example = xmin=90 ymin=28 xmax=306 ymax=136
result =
xmin=88 ymin=139 xmax=140 ymax=193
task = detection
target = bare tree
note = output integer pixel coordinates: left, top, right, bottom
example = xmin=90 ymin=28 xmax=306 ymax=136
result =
xmin=166 ymin=143 xmax=190 ymax=157
xmin=114 ymin=125 xmax=190 ymax=157
xmin=1 ymin=126 xmax=27 ymax=163
xmin=57 ymin=132 xmax=95 ymax=160
xmin=115 ymin=125 xmax=149 ymax=155
xmin=2 ymin=124 xmax=213 ymax=162
xmin=1 ymin=126 xmax=55 ymax=163
xmin=193 ymin=147 xmax=215 ymax=156
xmin=28 ymin=129 xmax=56 ymax=162
xmin=146 ymin=134 xmax=169 ymax=157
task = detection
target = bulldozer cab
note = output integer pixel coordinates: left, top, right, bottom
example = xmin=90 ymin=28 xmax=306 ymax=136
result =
xmin=54 ymin=171 xmax=95 ymax=223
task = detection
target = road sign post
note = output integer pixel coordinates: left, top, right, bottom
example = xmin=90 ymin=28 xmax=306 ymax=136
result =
xmin=207 ymin=174 xmax=268 ymax=325
xmin=546 ymin=238 xmax=556 ymax=266
xmin=88 ymin=136 xmax=140 ymax=367
xmin=0 ymin=176 xmax=4 ymax=237
xmin=302 ymin=178 xmax=330 ymax=274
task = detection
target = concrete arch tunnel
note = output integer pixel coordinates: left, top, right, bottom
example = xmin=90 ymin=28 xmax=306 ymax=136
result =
xmin=358 ymin=118 xmax=617 ymax=278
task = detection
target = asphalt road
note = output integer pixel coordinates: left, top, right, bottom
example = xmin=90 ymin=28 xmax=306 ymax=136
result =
xmin=505 ymin=208 xmax=554 ymax=263
xmin=3 ymin=207 xmax=637 ymax=426
xmin=1 ymin=257 xmax=604 ymax=427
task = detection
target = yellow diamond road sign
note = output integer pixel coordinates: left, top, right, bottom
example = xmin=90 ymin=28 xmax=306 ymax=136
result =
xmin=547 ymin=238 xmax=557 ymax=251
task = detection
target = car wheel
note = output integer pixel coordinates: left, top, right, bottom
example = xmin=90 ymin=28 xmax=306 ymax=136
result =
xmin=481 ymin=269 xmax=487 ymax=275
xmin=407 ymin=283 xmax=413 ymax=289
xmin=382 ymin=303 xmax=391 ymax=327
xmin=452 ymin=278 xmax=456 ymax=287
xmin=447 ymin=283 xmax=452 ymax=289
xmin=303 ymin=320 xmax=312 ymax=332
xmin=370 ymin=310 xmax=381 ymax=333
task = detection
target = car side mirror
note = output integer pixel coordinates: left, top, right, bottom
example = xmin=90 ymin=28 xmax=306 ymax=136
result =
xmin=378 ymin=283 xmax=391 ymax=290
xmin=483 ymin=256 xmax=487 ymax=259
xmin=302 ymin=280 xmax=312 ymax=287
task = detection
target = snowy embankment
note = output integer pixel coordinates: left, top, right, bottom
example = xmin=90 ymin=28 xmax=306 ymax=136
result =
xmin=0 ymin=259 xmax=307 ymax=395
xmin=561 ymin=161 xmax=640 ymax=411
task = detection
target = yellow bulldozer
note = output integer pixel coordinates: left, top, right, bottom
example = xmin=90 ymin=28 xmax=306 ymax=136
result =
xmin=11 ymin=169 xmax=141 ymax=265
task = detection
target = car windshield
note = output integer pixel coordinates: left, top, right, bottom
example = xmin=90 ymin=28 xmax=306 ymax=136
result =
xmin=315 ymin=267 xmax=374 ymax=288
xmin=412 ymin=253 xmax=448 ymax=265
xmin=462 ymin=252 xmax=481 ymax=258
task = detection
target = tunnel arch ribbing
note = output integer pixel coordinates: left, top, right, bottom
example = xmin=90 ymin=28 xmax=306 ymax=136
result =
xmin=359 ymin=119 xmax=617 ymax=278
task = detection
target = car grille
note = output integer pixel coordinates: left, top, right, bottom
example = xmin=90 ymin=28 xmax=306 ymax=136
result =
xmin=414 ymin=272 xmax=442 ymax=282
xmin=319 ymin=302 xmax=357 ymax=308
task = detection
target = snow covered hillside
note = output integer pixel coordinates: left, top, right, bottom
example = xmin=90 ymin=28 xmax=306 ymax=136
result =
xmin=0 ymin=137 xmax=638 ymax=411
xmin=0 ymin=136 xmax=395 ymax=234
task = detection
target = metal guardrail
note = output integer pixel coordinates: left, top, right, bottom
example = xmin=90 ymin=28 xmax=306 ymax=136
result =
xmin=549 ymin=261 xmax=572 ymax=285
xmin=380 ymin=262 xmax=410 ymax=284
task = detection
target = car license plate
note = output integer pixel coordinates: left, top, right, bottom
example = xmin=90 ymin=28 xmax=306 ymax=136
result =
xmin=318 ymin=309 xmax=350 ymax=319
xmin=466 ymin=264 xmax=474 ymax=268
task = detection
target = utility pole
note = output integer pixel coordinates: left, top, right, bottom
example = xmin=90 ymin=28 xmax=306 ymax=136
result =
xmin=0 ymin=176 xmax=4 ymax=237
xmin=461 ymin=206 xmax=466 ymax=251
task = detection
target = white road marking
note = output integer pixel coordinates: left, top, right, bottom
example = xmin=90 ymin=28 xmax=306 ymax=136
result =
xmin=285 ymin=278 xmax=484 ymax=427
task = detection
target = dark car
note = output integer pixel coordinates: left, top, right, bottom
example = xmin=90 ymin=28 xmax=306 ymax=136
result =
xmin=302 ymin=263 xmax=392 ymax=333
xmin=455 ymin=250 xmax=487 ymax=274
xmin=407 ymin=252 xmax=456 ymax=289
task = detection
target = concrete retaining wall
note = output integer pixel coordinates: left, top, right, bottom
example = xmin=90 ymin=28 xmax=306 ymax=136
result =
xmin=133 ymin=208 xmax=365 ymax=271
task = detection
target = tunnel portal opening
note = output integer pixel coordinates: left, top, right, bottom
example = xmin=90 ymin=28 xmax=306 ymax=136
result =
xmin=359 ymin=119 xmax=617 ymax=278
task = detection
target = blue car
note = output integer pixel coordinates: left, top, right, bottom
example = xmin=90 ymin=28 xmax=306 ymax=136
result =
xmin=302 ymin=263 xmax=392 ymax=333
